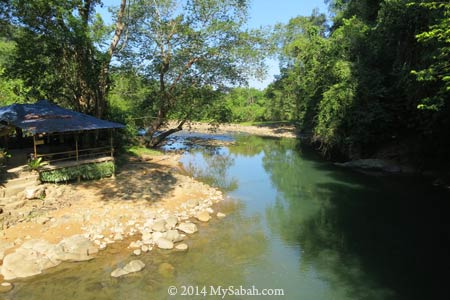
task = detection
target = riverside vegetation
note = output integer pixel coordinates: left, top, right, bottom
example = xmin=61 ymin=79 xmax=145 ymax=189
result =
xmin=0 ymin=0 xmax=448 ymax=170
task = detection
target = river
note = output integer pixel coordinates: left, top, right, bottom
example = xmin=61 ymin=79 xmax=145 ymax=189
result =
xmin=7 ymin=133 xmax=449 ymax=300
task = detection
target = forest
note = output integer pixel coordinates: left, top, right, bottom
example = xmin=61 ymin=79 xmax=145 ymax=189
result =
xmin=1 ymin=0 xmax=449 ymax=169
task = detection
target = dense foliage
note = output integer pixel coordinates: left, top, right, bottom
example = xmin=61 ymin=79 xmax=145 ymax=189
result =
xmin=1 ymin=0 xmax=449 ymax=167
xmin=268 ymin=0 xmax=450 ymax=167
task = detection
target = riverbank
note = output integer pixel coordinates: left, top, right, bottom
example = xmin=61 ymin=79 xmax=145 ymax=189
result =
xmin=167 ymin=121 xmax=299 ymax=139
xmin=0 ymin=152 xmax=225 ymax=286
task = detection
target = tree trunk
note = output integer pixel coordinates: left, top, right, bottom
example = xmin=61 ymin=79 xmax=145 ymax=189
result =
xmin=147 ymin=119 xmax=187 ymax=148
xmin=96 ymin=0 xmax=127 ymax=118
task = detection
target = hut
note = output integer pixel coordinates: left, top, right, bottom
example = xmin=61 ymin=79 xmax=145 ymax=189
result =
xmin=0 ymin=100 xmax=125 ymax=182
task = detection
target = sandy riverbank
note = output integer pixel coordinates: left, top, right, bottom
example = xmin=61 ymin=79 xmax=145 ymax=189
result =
xmin=166 ymin=121 xmax=299 ymax=139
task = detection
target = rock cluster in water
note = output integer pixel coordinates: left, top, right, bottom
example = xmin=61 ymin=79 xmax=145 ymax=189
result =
xmin=0 ymin=190 xmax=226 ymax=283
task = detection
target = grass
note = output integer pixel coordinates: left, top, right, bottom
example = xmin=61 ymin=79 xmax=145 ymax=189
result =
xmin=125 ymin=145 xmax=163 ymax=157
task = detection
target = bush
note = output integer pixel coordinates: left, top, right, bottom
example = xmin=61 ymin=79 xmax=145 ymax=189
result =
xmin=39 ymin=161 xmax=115 ymax=183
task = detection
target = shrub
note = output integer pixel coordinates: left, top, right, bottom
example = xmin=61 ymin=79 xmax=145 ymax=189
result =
xmin=39 ymin=161 xmax=115 ymax=183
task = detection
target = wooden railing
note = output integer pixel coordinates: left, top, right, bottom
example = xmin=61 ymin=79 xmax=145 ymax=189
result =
xmin=36 ymin=146 xmax=113 ymax=164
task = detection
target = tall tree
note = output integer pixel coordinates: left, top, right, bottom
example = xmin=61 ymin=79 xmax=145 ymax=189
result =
xmin=6 ymin=0 xmax=127 ymax=117
xmin=123 ymin=0 xmax=267 ymax=146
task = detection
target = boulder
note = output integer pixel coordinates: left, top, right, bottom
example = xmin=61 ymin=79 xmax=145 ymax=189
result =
xmin=54 ymin=234 xmax=98 ymax=261
xmin=0 ymin=241 xmax=13 ymax=260
xmin=164 ymin=230 xmax=184 ymax=243
xmin=165 ymin=216 xmax=178 ymax=228
xmin=111 ymin=268 xmax=128 ymax=278
xmin=151 ymin=220 xmax=167 ymax=232
xmin=123 ymin=260 xmax=145 ymax=273
xmin=111 ymin=260 xmax=145 ymax=278
xmin=196 ymin=211 xmax=211 ymax=222
xmin=178 ymin=222 xmax=198 ymax=234
xmin=156 ymin=238 xmax=174 ymax=250
xmin=1 ymin=247 xmax=57 ymax=280
xmin=24 ymin=186 xmax=46 ymax=200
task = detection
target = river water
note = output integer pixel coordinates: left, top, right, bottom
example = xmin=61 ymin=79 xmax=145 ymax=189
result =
xmin=6 ymin=134 xmax=449 ymax=300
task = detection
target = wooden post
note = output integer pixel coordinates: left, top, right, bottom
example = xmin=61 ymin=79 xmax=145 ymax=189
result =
xmin=110 ymin=129 xmax=114 ymax=157
xmin=33 ymin=135 xmax=37 ymax=159
xmin=75 ymin=133 xmax=80 ymax=183
xmin=75 ymin=133 xmax=79 ymax=162
xmin=110 ymin=129 xmax=115 ymax=179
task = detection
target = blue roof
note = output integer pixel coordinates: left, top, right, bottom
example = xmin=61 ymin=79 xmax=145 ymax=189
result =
xmin=0 ymin=100 xmax=125 ymax=134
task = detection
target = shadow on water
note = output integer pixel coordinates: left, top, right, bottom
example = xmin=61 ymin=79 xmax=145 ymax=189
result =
xmin=261 ymin=137 xmax=450 ymax=300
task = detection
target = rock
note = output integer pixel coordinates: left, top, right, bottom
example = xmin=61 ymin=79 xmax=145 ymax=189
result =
xmin=0 ymin=241 xmax=13 ymax=260
xmin=165 ymin=216 xmax=178 ymax=228
xmin=217 ymin=212 xmax=226 ymax=218
xmin=335 ymin=159 xmax=403 ymax=173
xmin=178 ymin=222 xmax=198 ymax=234
xmin=111 ymin=268 xmax=128 ymax=278
xmin=1 ymin=247 xmax=56 ymax=280
xmin=141 ymin=232 xmax=152 ymax=243
xmin=141 ymin=245 xmax=150 ymax=253
xmin=0 ymin=282 xmax=13 ymax=293
xmin=123 ymin=260 xmax=145 ymax=273
xmin=128 ymin=240 xmax=143 ymax=248
xmin=111 ymin=260 xmax=145 ymax=278
xmin=158 ymin=262 xmax=175 ymax=278
xmin=133 ymin=249 xmax=141 ymax=256
xmin=152 ymin=220 xmax=167 ymax=232
xmin=175 ymin=243 xmax=189 ymax=251
xmin=185 ymin=199 xmax=199 ymax=209
xmin=152 ymin=231 xmax=163 ymax=242
xmin=196 ymin=211 xmax=211 ymax=222
xmin=113 ymin=233 xmax=123 ymax=241
xmin=156 ymin=238 xmax=174 ymax=250
xmin=164 ymin=230 xmax=184 ymax=243
xmin=24 ymin=186 xmax=46 ymax=200
xmin=54 ymin=234 xmax=98 ymax=261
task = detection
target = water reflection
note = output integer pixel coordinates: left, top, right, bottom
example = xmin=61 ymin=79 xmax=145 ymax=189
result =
xmin=182 ymin=148 xmax=238 ymax=192
xmin=183 ymin=134 xmax=449 ymax=300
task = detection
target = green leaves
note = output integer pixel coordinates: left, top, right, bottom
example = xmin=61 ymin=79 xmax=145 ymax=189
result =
xmin=410 ymin=1 xmax=450 ymax=111
xmin=39 ymin=161 xmax=115 ymax=183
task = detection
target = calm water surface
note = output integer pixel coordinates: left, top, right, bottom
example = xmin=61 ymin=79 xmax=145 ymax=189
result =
xmin=7 ymin=134 xmax=449 ymax=300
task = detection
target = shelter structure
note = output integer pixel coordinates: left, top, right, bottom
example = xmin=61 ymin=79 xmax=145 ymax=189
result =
xmin=0 ymin=100 xmax=125 ymax=181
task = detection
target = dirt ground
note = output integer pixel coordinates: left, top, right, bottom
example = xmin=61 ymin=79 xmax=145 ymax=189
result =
xmin=0 ymin=153 xmax=221 ymax=249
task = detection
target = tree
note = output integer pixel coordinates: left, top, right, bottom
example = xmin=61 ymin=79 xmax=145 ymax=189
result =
xmin=410 ymin=1 xmax=450 ymax=111
xmin=6 ymin=0 xmax=127 ymax=117
xmin=123 ymin=0 xmax=267 ymax=147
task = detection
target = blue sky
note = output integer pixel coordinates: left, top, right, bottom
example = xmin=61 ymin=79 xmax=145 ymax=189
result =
xmin=98 ymin=0 xmax=328 ymax=89
xmin=246 ymin=0 xmax=328 ymax=88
